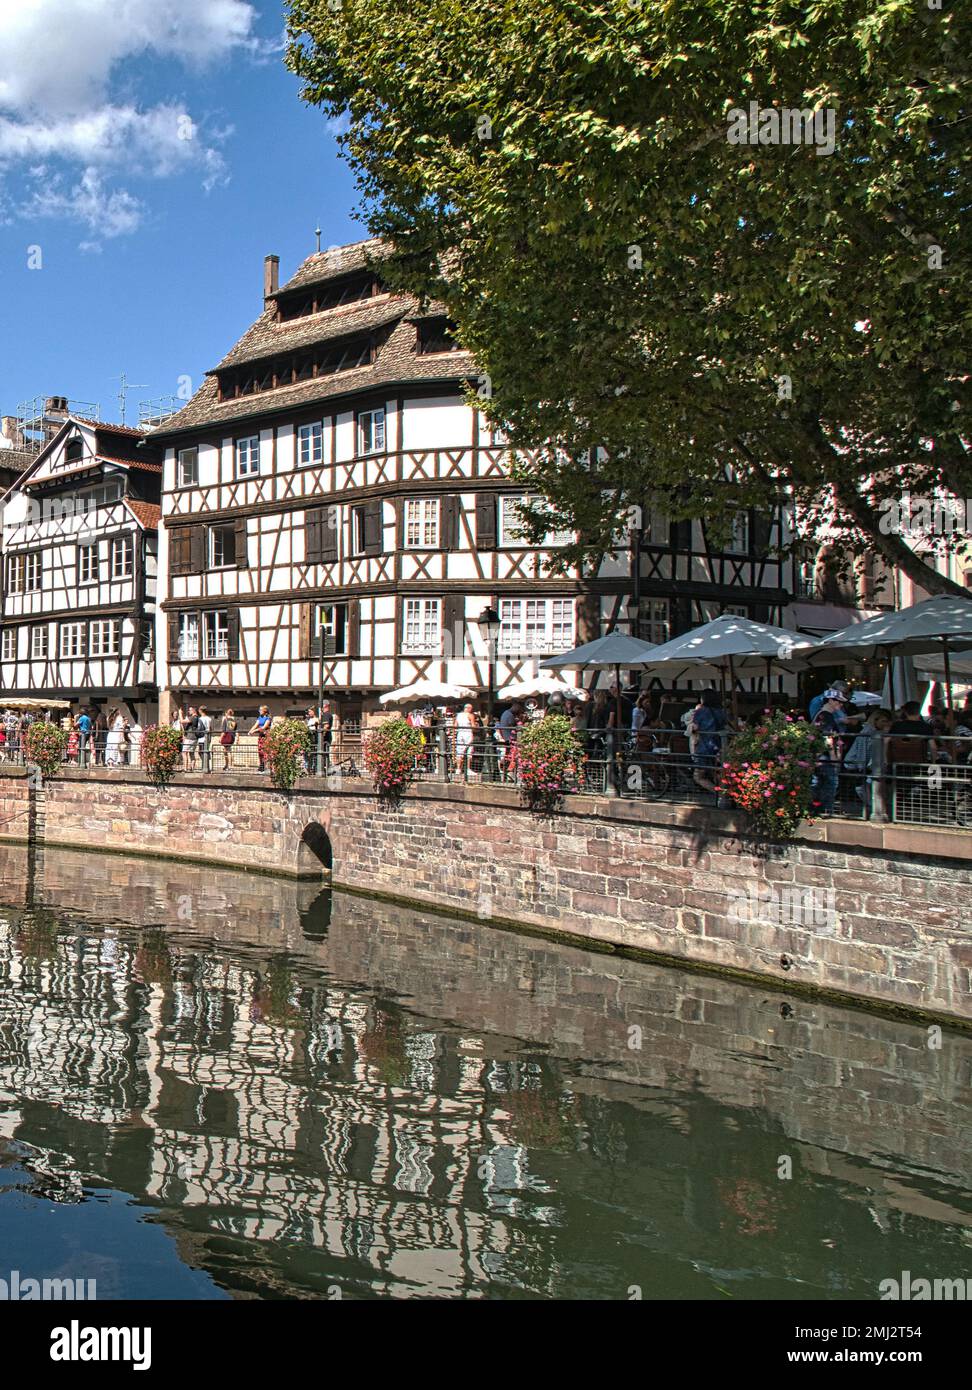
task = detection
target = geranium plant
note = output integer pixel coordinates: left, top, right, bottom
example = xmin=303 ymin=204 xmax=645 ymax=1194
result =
xmin=265 ymin=718 xmax=312 ymax=792
xmin=23 ymin=721 xmax=69 ymax=779
xmin=718 ymin=710 xmax=828 ymax=839
xmin=363 ymin=716 xmax=424 ymax=801
xmin=141 ymin=724 xmax=183 ymax=789
xmin=516 ymin=714 xmax=584 ymax=814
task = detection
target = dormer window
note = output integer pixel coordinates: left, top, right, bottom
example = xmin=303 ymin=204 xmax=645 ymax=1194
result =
xmin=217 ymin=333 xmax=376 ymax=402
xmin=418 ymin=318 xmax=461 ymax=354
xmin=276 ymin=272 xmax=383 ymax=322
xmin=64 ymin=437 xmax=83 ymax=463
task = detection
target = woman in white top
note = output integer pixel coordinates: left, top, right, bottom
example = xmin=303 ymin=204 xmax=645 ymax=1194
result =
xmin=104 ymin=709 xmax=126 ymax=766
xmin=454 ymin=703 xmax=478 ymax=777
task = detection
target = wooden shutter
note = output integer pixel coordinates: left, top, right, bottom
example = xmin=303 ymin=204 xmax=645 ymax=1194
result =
xmin=752 ymin=509 xmax=773 ymax=556
xmin=189 ymin=525 xmax=206 ymax=574
xmin=363 ymin=500 xmax=383 ymax=555
xmin=672 ymin=519 xmax=692 ymax=552
xmin=347 ymin=599 xmax=360 ymax=657
xmin=441 ymin=594 xmax=464 ymax=658
xmin=441 ymin=494 xmax=459 ymax=550
xmin=170 ymin=528 xmax=191 ymax=576
xmin=235 ymin=518 xmax=248 ymax=569
xmin=298 ymin=602 xmax=313 ymax=660
xmin=226 ymin=608 xmax=240 ymax=660
xmin=476 ymin=494 xmax=496 ymax=550
xmin=168 ymin=614 xmax=180 ymax=658
xmin=319 ymin=505 xmax=338 ymax=562
xmin=305 ymin=507 xmax=322 ymax=564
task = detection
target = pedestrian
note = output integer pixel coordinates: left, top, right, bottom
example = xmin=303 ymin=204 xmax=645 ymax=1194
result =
xmin=811 ymin=688 xmax=847 ymax=816
xmin=93 ymin=708 xmax=107 ymax=764
xmin=196 ymin=705 xmax=212 ymax=772
xmin=66 ymin=717 xmax=80 ymax=766
xmin=76 ymin=707 xmax=92 ymax=768
xmin=219 ymin=709 xmax=238 ymax=770
xmin=249 ymin=705 xmax=271 ymax=771
xmin=496 ymin=701 xmax=520 ymax=780
xmin=320 ymin=700 xmax=334 ymax=770
xmin=454 ymin=701 xmax=478 ymax=778
xmin=104 ymin=707 xmax=126 ymax=767
xmin=688 ymin=689 xmax=727 ymax=794
xmin=182 ymin=705 xmax=200 ymax=771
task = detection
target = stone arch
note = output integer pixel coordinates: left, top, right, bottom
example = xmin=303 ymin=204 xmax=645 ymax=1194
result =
xmin=297 ymin=822 xmax=333 ymax=878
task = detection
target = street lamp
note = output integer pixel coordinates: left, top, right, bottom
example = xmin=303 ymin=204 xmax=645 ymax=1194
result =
xmin=316 ymin=605 xmax=325 ymax=777
xmin=477 ymin=605 xmax=500 ymax=780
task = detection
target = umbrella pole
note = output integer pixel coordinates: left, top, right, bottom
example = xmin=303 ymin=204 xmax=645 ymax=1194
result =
xmin=942 ymin=639 xmax=954 ymax=712
xmin=887 ymin=650 xmax=896 ymax=713
xmin=727 ymin=655 xmax=739 ymax=722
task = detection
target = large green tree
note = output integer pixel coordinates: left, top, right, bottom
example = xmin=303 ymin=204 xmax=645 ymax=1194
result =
xmin=286 ymin=0 xmax=970 ymax=593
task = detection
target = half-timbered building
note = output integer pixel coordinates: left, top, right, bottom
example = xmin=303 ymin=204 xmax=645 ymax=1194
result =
xmin=0 ymin=416 xmax=163 ymax=718
xmin=151 ymin=238 xmax=796 ymax=722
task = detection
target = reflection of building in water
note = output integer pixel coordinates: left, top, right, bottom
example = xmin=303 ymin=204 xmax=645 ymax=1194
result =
xmin=0 ymin=912 xmax=564 ymax=1298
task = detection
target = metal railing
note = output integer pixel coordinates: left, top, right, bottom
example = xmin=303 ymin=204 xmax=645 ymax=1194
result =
xmin=1 ymin=722 xmax=969 ymax=830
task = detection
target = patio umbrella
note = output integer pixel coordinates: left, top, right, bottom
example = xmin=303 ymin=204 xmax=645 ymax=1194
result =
xmin=637 ymin=614 xmax=821 ymax=715
xmin=809 ymin=596 xmax=972 ymax=710
xmin=540 ymin=631 xmax=658 ymax=733
xmin=379 ymin=679 xmax=476 ymax=707
xmin=496 ymin=674 xmax=589 ymax=702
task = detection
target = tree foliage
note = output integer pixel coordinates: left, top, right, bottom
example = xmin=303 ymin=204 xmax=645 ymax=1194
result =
xmin=286 ymin=0 xmax=970 ymax=592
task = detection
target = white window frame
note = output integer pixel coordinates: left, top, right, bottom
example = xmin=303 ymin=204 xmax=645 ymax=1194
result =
xmin=350 ymin=505 xmax=367 ymax=557
xmin=178 ymin=613 xmax=199 ymax=661
xmin=499 ymin=494 xmax=571 ymax=548
xmin=203 ymin=610 xmax=229 ymax=660
xmin=402 ymin=598 xmax=441 ymax=655
xmin=89 ymin=619 xmax=121 ymax=658
xmin=26 ymin=552 xmax=42 ymax=591
xmin=298 ymin=421 xmax=324 ymax=467
xmin=357 ymin=408 xmax=385 ymax=456
xmin=235 ymin=435 xmax=261 ymax=478
xmin=404 ymin=497 xmax=439 ymax=550
xmin=637 ymin=598 xmax=670 ymax=646
xmin=59 ymin=622 xmax=85 ymax=659
xmin=2 ymin=630 xmax=16 ymax=661
xmin=78 ymin=542 xmax=98 ymax=585
xmin=209 ymin=524 xmax=236 ymax=570
xmin=110 ymin=534 xmax=134 ymax=579
xmin=498 ymin=598 xmax=575 ymax=656
xmin=726 ymin=511 xmax=750 ymax=555
xmin=177 ymin=447 xmax=199 ymax=488
xmin=317 ymin=602 xmax=348 ymax=656
xmin=31 ymin=626 xmax=49 ymax=660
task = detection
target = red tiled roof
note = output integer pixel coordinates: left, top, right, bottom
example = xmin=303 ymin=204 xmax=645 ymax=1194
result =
xmin=74 ymin=416 xmax=148 ymax=437
xmin=124 ymin=499 xmax=161 ymax=530
xmin=22 ymin=455 xmax=163 ymax=487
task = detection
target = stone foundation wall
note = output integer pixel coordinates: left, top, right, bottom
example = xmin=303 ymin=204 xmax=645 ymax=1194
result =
xmin=0 ymin=767 xmax=969 ymax=1021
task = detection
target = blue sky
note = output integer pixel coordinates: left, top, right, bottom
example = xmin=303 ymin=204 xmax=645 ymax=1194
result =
xmin=0 ymin=1 xmax=362 ymax=427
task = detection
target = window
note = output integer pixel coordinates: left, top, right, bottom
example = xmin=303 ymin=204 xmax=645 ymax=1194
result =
xmin=71 ymin=482 xmax=122 ymax=516
xmin=316 ymin=602 xmax=348 ymax=656
xmin=2 ymin=630 xmax=15 ymax=661
xmin=31 ymin=627 xmax=48 ymax=660
xmin=298 ymin=422 xmax=324 ymax=467
xmin=642 ymin=508 xmax=670 ymax=547
xmin=404 ymin=498 xmax=439 ymax=549
xmin=178 ymin=613 xmax=199 ymax=660
xmin=726 ymin=511 xmax=750 ymax=554
xmin=236 ymin=435 xmax=261 ymax=477
xmin=209 ymin=524 xmax=237 ymax=569
xmin=64 ymin=437 xmax=83 ymax=464
xmin=402 ymin=598 xmax=441 ymax=654
xmin=177 ymin=447 xmax=199 ymax=487
xmin=89 ymin=620 xmax=121 ymax=657
xmin=499 ymin=495 xmax=571 ymax=547
xmin=498 ymin=598 xmax=575 ymax=656
xmin=637 ymin=598 xmax=670 ymax=646
xmin=110 ymin=534 xmax=134 ymax=579
xmin=488 ymin=425 xmax=509 ymax=448
xmin=7 ymin=552 xmax=42 ymax=593
xmin=59 ymin=622 xmax=85 ymax=658
xmin=418 ymin=319 xmax=460 ymax=354
xmin=722 ymin=604 xmax=748 ymax=619
xmin=357 ymin=408 xmax=385 ymax=456
xmin=78 ymin=543 xmax=98 ymax=585
xmin=203 ymin=611 xmax=229 ymax=660
xmin=350 ymin=504 xmax=367 ymax=557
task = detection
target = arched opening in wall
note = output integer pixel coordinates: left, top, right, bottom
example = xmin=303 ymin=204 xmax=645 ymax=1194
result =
xmin=297 ymin=822 xmax=332 ymax=879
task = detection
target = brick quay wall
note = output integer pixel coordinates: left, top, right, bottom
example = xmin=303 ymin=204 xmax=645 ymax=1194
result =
xmin=0 ymin=767 xmax=969 ymax=1023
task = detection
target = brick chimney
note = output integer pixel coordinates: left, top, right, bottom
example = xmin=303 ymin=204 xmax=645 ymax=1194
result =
xmin=264 ymin=253 xmax=279 ymax=301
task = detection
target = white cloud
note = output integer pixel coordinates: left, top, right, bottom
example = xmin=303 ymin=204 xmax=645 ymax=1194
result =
xmin=0 ymin=0 xmax=257 ymax=236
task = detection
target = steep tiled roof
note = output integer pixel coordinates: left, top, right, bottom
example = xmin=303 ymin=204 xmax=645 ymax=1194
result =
xmin=22 ymin=455 xmax=163 ymax=488
xmin=152 ymin=315 xmax=474 ymax=436
xmin=216 ymin=295 xmax=405 ymax=369
xmin=74 ymin=417 xmax=147 ymax=437
xmin=0 ymin=446 xmax=36 ymax=477
xmin=277 ymin=238 xmax=385 ymax=294
xmin=125 ymin=499 xmax=161 ymax=530
xmin=152 ymin=241 xmax=474 ymax=439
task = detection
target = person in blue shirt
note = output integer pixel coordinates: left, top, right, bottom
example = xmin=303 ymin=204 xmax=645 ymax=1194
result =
xmin=76 ymin=709 xmax=92 ymax=769
xmin=811 ymin=690 xmax=846 ymax=814
xmin=690 ymin=689 xmax=728 ymax=793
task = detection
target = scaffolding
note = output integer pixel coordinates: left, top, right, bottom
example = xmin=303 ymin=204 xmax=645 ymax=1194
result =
xmin=8 ymin=396 xmax=101 ymax=451
xmin=138 ymin=396 xmax=182 ymax=429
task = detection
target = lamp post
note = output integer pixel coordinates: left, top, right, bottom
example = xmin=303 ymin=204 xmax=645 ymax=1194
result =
xmin=477 ymin=605 xmax=500 ymax=780
xmin=316 ymin=607 xmax=325 ymax=777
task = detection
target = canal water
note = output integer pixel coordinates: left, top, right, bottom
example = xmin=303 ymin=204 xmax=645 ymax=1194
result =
xmin=0 ymin=843 xmax=969 ymax=1300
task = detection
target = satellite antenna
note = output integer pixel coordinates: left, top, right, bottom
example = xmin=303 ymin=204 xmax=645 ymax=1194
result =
xmin=114 ymin=372 xmax=148 ymax=426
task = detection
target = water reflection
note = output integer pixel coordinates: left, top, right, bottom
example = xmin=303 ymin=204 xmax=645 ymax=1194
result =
xmin=0 ymin=843 xmax=969 ymax=1300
